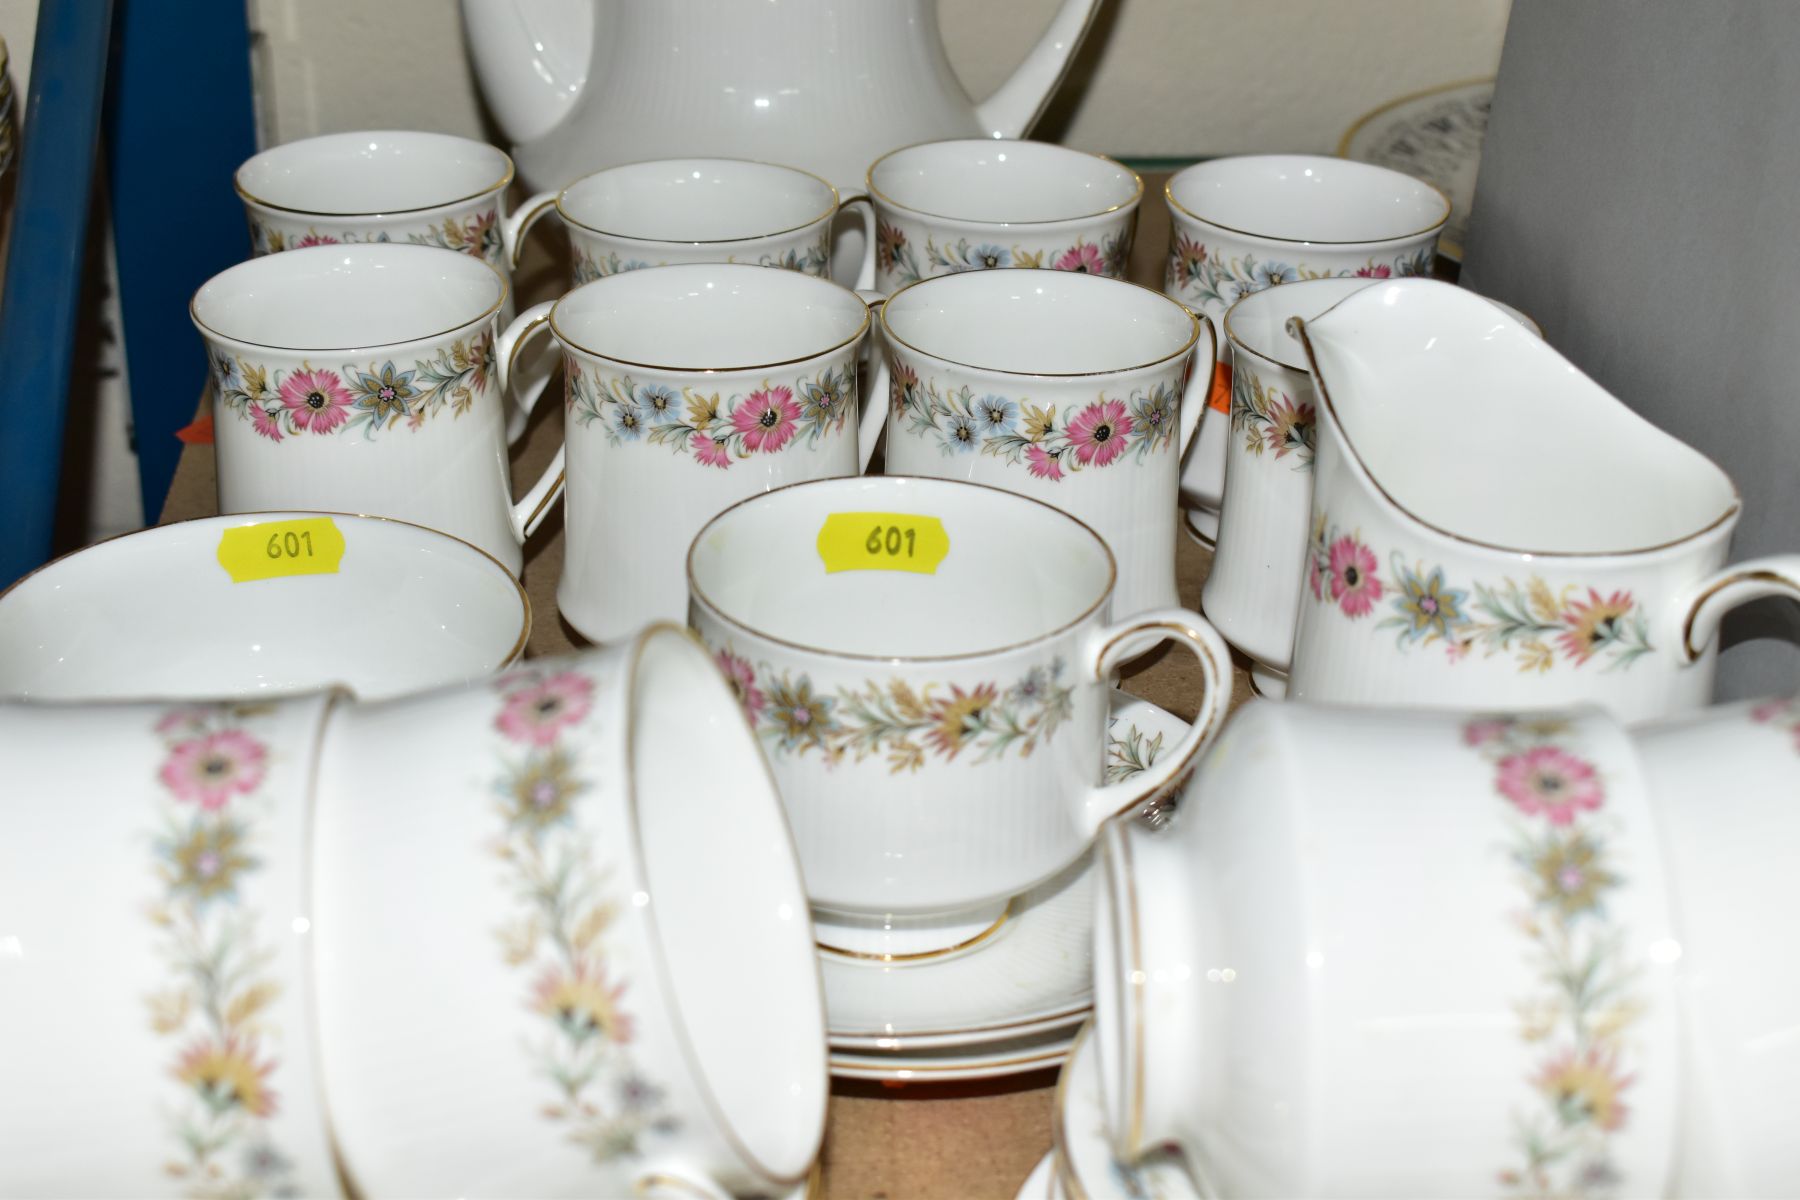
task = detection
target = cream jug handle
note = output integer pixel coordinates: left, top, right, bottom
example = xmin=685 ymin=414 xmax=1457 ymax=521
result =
xmin=973 ymin=0 xmax=1103 ymax=138
xmin=1177 ymin=311 xmax=1219 ymax=456
xmin=855 ymin=289 xmax=889 ymax=471
xmin=1673 ymin=555 xmax=1800 ymax=661
xmin=1071 ymin=607 xmax=1233 ymax=835
xmin=500 ymin=190 xmax=560 ymax=272
xmin=494 ymin=299 xmax=567 ymax=541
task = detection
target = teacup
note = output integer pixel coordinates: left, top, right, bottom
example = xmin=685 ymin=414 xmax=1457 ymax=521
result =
xmin=236 ymin=130 xmax=516 ymax=264
xmin=234 ymin=130 xmax=544 ymax=441
xmin=866 ymin=138 xmax=1142 ymax=291
xmin=1288 ymin=279 xmax=1800 ymax=723
xmin=1633 ymin=696 xmax=1800 ymax=1196
xmin=0 ymin=691 xmax=345 ymax=1197
xmin=1094 ymin=699 xmax=1681 ymax=1196
xmin=191 ymin=243 xmax=564 ymax=576
xmin=506 ymin=156 xmax=875 ymax=288
xmin=876 ymin=268 xmax=1216 ymax=618
xmin=687 ymin=475 xmax=1231 ymax=958
xmin=500 ymin=262 xmax=879 ymax=644
xmin=1161 ymin=155 xmax=1449 ymax=537
xmin=0 ymin=512 xmax=528 ymax=702
xmin=1202 ymin=280 xmax=1539 ymax=695
xmin=312 ymin=626 xmax=827 ymax=1197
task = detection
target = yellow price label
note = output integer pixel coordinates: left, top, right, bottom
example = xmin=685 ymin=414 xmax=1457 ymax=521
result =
xmin=217 ymin=518 xmax=346 ymax=583
xmin=817 ymin=512 xmax=950 ymax=575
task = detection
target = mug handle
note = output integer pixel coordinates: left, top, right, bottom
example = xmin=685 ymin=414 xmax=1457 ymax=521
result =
xmin=1070 ymin=607 xmax=1233 ymax=836
xmin=1674 ymin=554 xmax=1800 ymax=661
xmin=854 ymin=288 xmax=889 ymax=471
xmin=494 ymin=299 xmax=567 ymax=541
xmin=839 ymin=193 xmax=878 ymax=293
xmin=500 ymin=190 xmax=560 ymax=272
xmin=1176 ymin=310 xmax=1219 ymax=456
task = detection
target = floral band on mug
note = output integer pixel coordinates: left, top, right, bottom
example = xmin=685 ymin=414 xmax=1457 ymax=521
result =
xmin=1164 ymin=233 xmax=1434 ymax=311
xmin=249 ymin=208 xmax=503 ymax=263
xmin=211 ymin=332 xmax=496 ymax=443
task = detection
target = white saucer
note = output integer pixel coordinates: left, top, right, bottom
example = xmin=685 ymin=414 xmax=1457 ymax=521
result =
xmin=1018 ymin=1151 xmax=1061 ymax=1200
xmin=1248 ymin=661 xmax=1288 ymax=699
xmin=1054 ymin=1024 xmax=1205 ymax=1200
xmin=829 ymin=1025 xmax=1079 ymax=1083
xmin=825 ymin=692 xmax=1191 ymax=1052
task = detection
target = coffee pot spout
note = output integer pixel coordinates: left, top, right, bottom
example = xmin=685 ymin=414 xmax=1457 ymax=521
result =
xmin=460 ymin=0 xmax=593 ymax=148
xmin=973 ymin=0 xmax=1104 ymax=137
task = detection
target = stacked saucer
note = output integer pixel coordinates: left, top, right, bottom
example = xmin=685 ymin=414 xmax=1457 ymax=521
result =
xmin=1018 ymin=1023 xmax=1204 ymax=1200
xmin=825 ymin=693 xmax=1189 ymax=1081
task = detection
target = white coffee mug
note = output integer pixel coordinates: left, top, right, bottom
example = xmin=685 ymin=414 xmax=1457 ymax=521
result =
xmin=506 ymin=156 xmax=875 ymax=289
xmin=312 ymin=626 xmax=827 ymax=1198
xmin=1161 ymin=155 xmax=1449 ymax=537
xmin=0 ymin=512 xmax=528 ymax=702
xmin=499 ymin=262 xmax=879 ymax=643
xmin=192 ymin=243 xmax=564 ymax=576
xmin=687 ymin=475 xmax=1231 ymax=959
xmin=876 ymin=268 xmax=1216 ymax=619
xmin=866 ymin=138 xmax=1141 ymax=291
xmin=1094 ymin=700 xmax=1681 ymax=1196
xmin=234 ymin=130 xmax=545 ymax=441
xmin=1633 ymin=696 xmax=1800 ymax=1197
xmin=0 ymin=691 xmax=345 ymax=1198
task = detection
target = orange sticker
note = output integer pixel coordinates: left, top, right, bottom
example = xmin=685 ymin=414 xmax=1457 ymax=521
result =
xmin=1207 ymin=360 xmax=1233 ymax=415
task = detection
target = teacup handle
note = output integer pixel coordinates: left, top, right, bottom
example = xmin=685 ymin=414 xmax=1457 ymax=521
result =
xmin=1675 ymin=554 xmax=1800 ymax=661
xmin=854 ymin=289 xmax=889 ymax=471
xmin=495 ymin=299 xmax=567 ymax=541
xmin=839 ymin=194 xmax=879 ymax=293
xmin=1176 ymin=310 xmax=1219 ymax=456
xmin=1071 ymin=606 xmax=1233 ymax=835
xmin=500 ymin=190 xmax=560 ymax=272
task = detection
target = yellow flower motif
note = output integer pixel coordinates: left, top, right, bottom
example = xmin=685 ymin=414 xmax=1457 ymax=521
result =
xmin=175 ymin=1035 xmax=278 ymax=1118
xmin=1534 ymin=1046 xmax=1631 ymax=1132
xmin=163 ymin=818 xmax=254 ymax=902
xmin=1529 ymin=832 xmax=1618 ymax=919
xmin=506 ymin=748 xmax=583 ymax=829
xmin=1023 ymin=403 xmax=1057 ymax=442
xmin=532 ymin=962 xmax=634 ymax=1044
xmin=925 ymin=683 xmax=1000 ymax=759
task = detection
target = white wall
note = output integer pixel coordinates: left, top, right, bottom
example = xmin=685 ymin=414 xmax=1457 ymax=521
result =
xmin=249 ymin=0 xmax=1510 ymax=156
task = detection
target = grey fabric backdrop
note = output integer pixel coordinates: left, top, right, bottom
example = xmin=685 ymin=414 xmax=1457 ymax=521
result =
xmin=1461 ymin=0 xmax=1800 ymax=701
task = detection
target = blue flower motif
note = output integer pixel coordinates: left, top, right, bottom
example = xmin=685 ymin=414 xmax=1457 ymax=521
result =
xmin=636 ymin=383 xmax=682 ymax=424
xmin=212 ymin=351 xmax=240 ymax=393
xmin=970 ymin=244 xmax=1010 ymax=270
xmin=972 ymin=395 xmax=1018 ymax=433
xmin=940 ymin=413 xmax=979 ymax=454
xmin=1251 ymin=260 xmax=1298 ymax=290
xmin=612 ymin=402 xmax=646 ymax=441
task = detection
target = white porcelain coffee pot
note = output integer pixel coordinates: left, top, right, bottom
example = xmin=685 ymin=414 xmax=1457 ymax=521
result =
xmin=461 ymin=0 xmax=1102 ymax=195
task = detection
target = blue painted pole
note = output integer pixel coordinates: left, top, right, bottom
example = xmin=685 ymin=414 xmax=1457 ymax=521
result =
xmin=0 ymin=0 xmax=115 ymax=586
xmin=105 ymin=0 xmax=258 ymax=528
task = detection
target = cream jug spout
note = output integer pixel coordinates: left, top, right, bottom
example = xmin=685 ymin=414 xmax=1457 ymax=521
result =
xmin=461 ymin=0 xmax=593 ymax=148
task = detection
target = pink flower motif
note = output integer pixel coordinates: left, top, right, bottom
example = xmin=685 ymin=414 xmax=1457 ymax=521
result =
xmin=1495 ymin=745 xmax=1604 ymax=825
xmin=1751 ymin=698 xmax=1793 ymax=724
xmin=1354 ymin=264 xmax=1393 ymax=279
xmin=159 ymin=730 xmax=268 ymax=810
xmin=155 ymin=707 xmax=212 ymax=736
xmin=497 ymin=672 xmax=595 ymax=747
xmin=1462 ymin=718 xmax=1509 ymax=747
xmin=250 ymin=402 xmax=286 ymax=442
xmin=292 ymin=233 xmax=340 ymax=248
xmin=1055 ymin=243 xmax=1106 ymax=274
xmin=732 ymin=386 xmax=800 ymax=453
xmin=279 ymin=367 xmax=354 ymax=435
xmin=1307 ymin=554 xmax=1324 ymax=601
xmin=1066 ymin=399 xmax=1134 ymax=467
xmin=1326 ymin=536 xmax=1383 ymax=617
xmin=714 ymin=649 xmax=766 ymax=721
xmin=1444 ymin=638 xmax=1471 ymax=663
xmin=692 ymin=434 xmax=732 ymax=469
xmin=1025 ymin=444 xmax=1065 ymax=481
